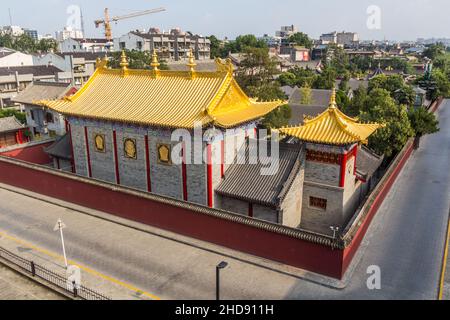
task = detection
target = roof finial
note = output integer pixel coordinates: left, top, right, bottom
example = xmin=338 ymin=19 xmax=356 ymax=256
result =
xmin=120 ymin=50 xmax=129 ymax=71
xmin=186 ymin=48 xmax=196 ymax=72
xmin=150 ymin=49 xmax=160 ymax=71
xmin=329 ymin=86 xmax=337 ymax=109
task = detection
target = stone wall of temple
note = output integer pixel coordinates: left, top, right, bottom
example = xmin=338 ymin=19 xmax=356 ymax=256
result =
xmin=280 ymin=160 xmax=305 ymax=228
xmin=300 ymin=181 xmax=344 ymax=235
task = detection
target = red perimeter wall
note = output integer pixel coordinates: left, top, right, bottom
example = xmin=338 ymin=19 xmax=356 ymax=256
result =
xmin=0 ymin=142 xmax=53 ymax=165
xmin=0 ymin=158 xmax=344 ymax=278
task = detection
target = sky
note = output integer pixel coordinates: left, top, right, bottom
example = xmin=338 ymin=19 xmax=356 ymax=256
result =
xmin=0 ymin=0 xmax=448 ymax=41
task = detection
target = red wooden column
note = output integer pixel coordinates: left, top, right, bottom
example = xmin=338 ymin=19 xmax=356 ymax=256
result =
xmin=144 ymin=135 xmax=151 ymax=192
xmin=207 ymin=143 xmax=213 ymax=208
xmin=353 ymin=145 xmax=358 ymax=175
xmin=182 ymin=142 xmax=188 ymax=201
xmin=112 ymin=131 xmax=120 ymax=185
xmin=339 ymin=151 xmax=348 ymax=188
xmin=84 ymin=127 xmax=92 ymax=178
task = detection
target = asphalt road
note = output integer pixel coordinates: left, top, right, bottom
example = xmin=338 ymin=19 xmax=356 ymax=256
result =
xmin=0 ymin=101 xmax=448 ymax=300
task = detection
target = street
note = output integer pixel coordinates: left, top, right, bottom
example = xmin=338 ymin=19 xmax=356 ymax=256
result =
xmin=0 ymin=101 xmax=449 ymax=300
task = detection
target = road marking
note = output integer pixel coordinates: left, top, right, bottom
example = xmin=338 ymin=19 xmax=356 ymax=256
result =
xmin=439 ymin=211 xmax=450 ymax=300
xmin=0 ymin=229 xmax=161 ymax=300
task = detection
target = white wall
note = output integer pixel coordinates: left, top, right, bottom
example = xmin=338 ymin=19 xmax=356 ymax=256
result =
xmin=0 ymin=52 xmax=34 ymax=67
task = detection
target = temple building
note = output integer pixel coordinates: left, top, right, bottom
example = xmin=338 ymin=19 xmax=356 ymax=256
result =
xmin=278 ymin=90 xmax=383 ymax=233
xmin=39 ymin=50 xmax=283 ymax=208
xmin=39 ymin=50 xmax=383 ymax=235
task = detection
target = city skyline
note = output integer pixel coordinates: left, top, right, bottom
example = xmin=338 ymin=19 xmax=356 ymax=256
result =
xmin=0 ymin=0 xmax=448 ymax=41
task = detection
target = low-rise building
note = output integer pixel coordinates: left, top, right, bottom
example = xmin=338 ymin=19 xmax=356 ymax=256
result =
xmin=0 ymin=48 xmax=34 ymax=67
xmin=0 ymin=65 xmax=64 ymax=108
xmin=114 ymin=29 xmax=210 ymax=61
xmin=0 ymin=116 xmax=27 ymax=148
xmin=12 ymin=81 xmax=75 ymax=140
xmin=59 ymin=38 xmax=108 ymax=53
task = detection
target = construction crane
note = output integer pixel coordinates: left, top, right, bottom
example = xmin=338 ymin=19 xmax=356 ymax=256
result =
xmin=94 ymin=7 xmax=166 ymax=43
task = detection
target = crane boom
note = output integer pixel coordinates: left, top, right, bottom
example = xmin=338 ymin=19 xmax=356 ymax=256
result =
xmin=112 ymin=8 xmax=166 ymax=22
xmin=94 ymin=7 xmax=166 ymax=42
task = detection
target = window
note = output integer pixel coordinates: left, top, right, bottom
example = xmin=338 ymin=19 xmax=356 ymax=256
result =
xmin=124 ymin=138 xmax=137 ymax=159
xmin=30 ymin=110 xmax=35 ymax=121
xmin=45 ymin=112 xmax=54 ymax=123
xmin=94 ymin=134 xmax=106 ymax=153
xmin=136 ymin=41 xmax=143 ymax=50
xmin=157 ymin=144 xmax=171 ymax=165
xmin=309 ymin=197 xmax=327 ymax=211
xmin=119 ymin=42 xmax=126 ymax=50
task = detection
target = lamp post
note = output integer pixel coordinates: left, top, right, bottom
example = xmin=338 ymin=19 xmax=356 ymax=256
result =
xmin=330 ymin=226 xmax=340 ymax=240
xmin=216 ymin=261 xmax=228 ymax=300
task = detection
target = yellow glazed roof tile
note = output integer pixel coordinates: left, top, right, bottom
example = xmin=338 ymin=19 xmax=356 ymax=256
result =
xmin=38 ymin=59 xmax=283 ymax=129
xmin=279 ymin=89 xmax=383 ymax=145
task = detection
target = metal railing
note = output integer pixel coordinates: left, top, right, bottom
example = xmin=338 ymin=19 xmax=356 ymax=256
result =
xmin=0 ymin=247 xmax=110 ymax=300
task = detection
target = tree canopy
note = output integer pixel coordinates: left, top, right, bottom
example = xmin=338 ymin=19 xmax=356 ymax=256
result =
xmin=0 ymin=34 xmax=57 ymax=53
xmin=108 ymin=50 xmax=169 ymax=70
xmin=288 ymin=32 xmax=313 ymax=49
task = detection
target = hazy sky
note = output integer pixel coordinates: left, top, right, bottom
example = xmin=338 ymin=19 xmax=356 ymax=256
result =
xmin=1 ymin=0 xmax=448 ymax=41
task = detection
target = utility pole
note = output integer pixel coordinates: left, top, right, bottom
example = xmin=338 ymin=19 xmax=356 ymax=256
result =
xmin=8 ymin=8 xmax=13 ymax=25
xmin=54 ymin=219 xmax=68 ymax=269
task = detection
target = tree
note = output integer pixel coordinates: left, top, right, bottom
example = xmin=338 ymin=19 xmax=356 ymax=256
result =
xmin=423 ymin=43 xmax=446 ymax=60
xmin=36 ymin=38 xmax=58 ymax=52
xmin=343 ymin=86 xmax=367 ymax=117
xmin=235 ymin=47 xmax=290 ymax=129
xmin=313 ymin=67 xmax=337 ymax=89
xmin=408 ymin=107 xmax=439 ymax=137
xmin=0 ymin=109 xmax=26 ymax=124
xmin=208 ymin=35 xmax=223 ymax=58
xmin=288 ymin=32 xmax=313 ymax=49
xmin=359 ymin=89 xmax=414 ymax=157
xmin=369 ymin=74 xmax=415 ymax=106
xmin=299 ymin=85 xmax=312 ymax=105
xmin=261 ymin=104 xmax=292 ymax=130
xmin=108 ymin=50 xmax=169 ymax=70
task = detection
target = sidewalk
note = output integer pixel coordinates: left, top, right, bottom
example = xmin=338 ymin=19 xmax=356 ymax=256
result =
xmin=0 ymin=263 xmax=65 ymax=300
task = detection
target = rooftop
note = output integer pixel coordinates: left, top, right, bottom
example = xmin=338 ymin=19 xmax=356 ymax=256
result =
xmin=38 ymin=56 xmax=283 ymax=129
xmin=280 ymin=89 xmax=383 ymax=145
xmin=12 ymin=81 xmax=74 ymax=105
xmin=0 ymin=116 xmax=24 ymax=134
xmin=216 ymin=142 xmax=304 ymax=208
xmin=0 ymin=65 xmax=62 ymax=77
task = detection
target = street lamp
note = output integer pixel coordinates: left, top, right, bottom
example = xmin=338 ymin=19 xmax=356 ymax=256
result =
xmin=216 ymin=261 xmax=228 ymax=300
xmin=330 ymin=226 xmax=340 ymax=239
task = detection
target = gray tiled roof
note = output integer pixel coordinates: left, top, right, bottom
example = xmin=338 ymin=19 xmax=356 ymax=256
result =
xmin=167 ymin=60 xmax=219 ymax=72
xmin=289 ymin=88 xmax=332 ymax=106
xmin=0 ymin=65 xmax=62 ymax=77
xmin=288 ymin=88 xmax=332 ymax=126
xmin=12 ymin=82 xmax=72 ymax=105
xmin=216 ymin=142 xmax=304 ymax=208
xmin=0 ymin=116 xmax=24 ymax=133
xmin=44 ymin=134 xmax=72 ymax=160
xmin=356 ymin=146 xmax=384 ymax=181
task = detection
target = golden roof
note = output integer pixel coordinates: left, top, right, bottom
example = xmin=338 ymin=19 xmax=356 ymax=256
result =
xmin=38 ymin=57 xmax=283 ymax=129
xmin=279 ymin=89 xmax=383 ymax=145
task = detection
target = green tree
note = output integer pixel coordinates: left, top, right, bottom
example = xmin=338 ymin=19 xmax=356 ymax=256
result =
xmin=299 ymin=85 xmax=312 ymax=104
xmin=208 ymin=35 xmax=223 ymax=58
xmin=108 ymin=50 xmax=169 ymax=70
xmin=423 ymin=43 xmax=446 ymax=60
xmin=408 ymin=107 xmax=439 ymax=137
xmin=359 ymin=89 xmax=414 ymax=157
xmin=0 ymin=109 xmax=26 ymax=124
xmin=288 ymin=32 xmax=313 ymax=49
xmin=369 ymin=74 xmax=415 ymax=106
xmin=36 ymin=38 xmax=58 ymax=52
xmin=235 ymin=47 xmax=290 ymax=129
xmin=313 ymin=67 xmax=337 ymax=89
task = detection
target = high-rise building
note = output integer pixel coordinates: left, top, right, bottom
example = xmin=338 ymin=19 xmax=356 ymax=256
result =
xmin=24 ymin=29 xmax=38 ymax=41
